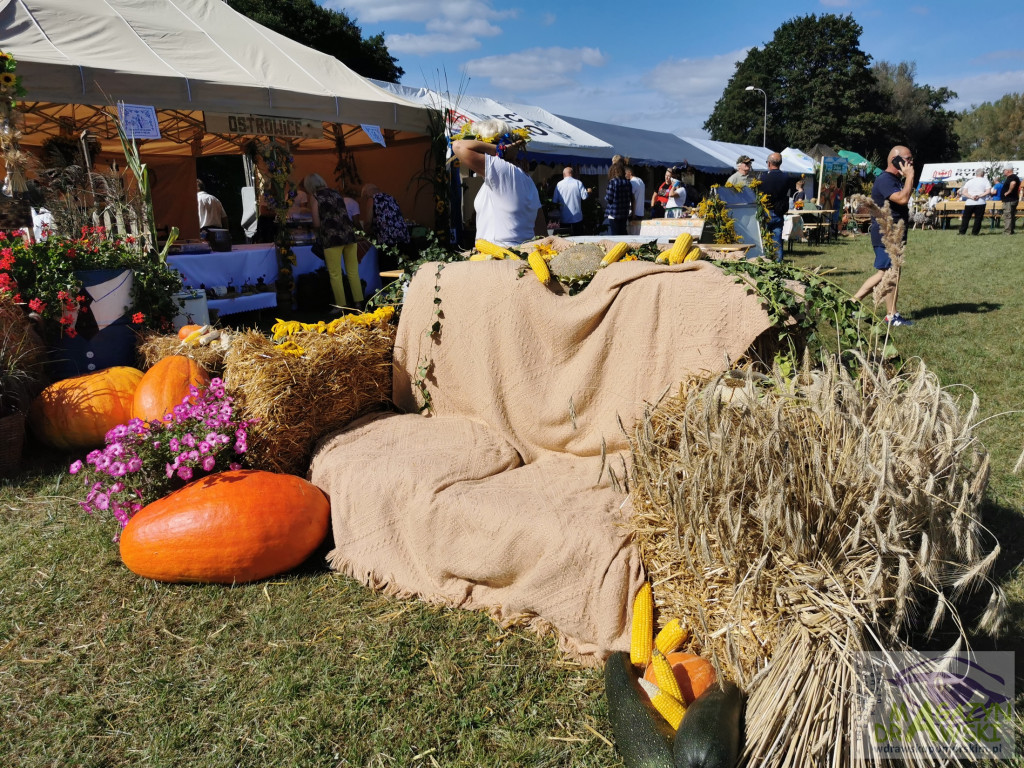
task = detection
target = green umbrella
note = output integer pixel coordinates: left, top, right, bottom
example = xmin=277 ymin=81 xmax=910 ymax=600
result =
xmin=837 ymin=149 xmax=881 ymax=176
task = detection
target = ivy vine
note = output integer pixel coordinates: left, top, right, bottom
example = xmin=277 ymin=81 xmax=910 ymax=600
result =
xmin=716 ymin=259 xmax=896 ymax=374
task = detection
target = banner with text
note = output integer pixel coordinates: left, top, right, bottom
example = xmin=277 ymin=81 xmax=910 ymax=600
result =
xmin=205 ymin=113 xmax=323 ymax=139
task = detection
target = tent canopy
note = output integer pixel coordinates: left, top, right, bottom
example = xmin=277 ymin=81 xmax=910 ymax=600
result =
xmin=370 ymin=82 xmax=611 ymax=154
xmin=550 ymin=116 xmax=728 ymax=173
xmin=1 ymin=0 xmax=432 ymax=151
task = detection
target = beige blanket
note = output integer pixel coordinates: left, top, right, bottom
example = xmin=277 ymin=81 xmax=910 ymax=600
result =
xmin=309 ymin=259 xmax=775 ymax=664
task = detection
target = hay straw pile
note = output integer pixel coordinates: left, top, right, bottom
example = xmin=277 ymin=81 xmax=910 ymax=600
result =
xmin=137 ymin=331 xmax=227 ymax=375
xmin=629 ymin=358 xmax=1005 ymax=767
xmin=222 ymin=318 xmax=395 ymax=475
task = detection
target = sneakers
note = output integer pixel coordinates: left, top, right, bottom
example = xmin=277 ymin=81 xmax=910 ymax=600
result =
xmin=884 ymin=313 xmax=914 ymax=327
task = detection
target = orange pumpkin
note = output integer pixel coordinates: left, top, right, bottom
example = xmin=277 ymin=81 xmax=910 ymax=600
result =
xmin=177 ymin=324 xmax=202 ymax=340
xmin=119 ymin=469 xmax=330 ymax=584
xmin=30 ymin=366 xmax=144 ymax=451
xmin=642 ymin=652 xmax=717 ymax=705
xmin=132 ymin=355 xmax=211 ymax=422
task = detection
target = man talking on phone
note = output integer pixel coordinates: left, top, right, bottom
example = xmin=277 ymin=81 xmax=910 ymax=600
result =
xmin=853 ymin=145 xmax=915 ymax=326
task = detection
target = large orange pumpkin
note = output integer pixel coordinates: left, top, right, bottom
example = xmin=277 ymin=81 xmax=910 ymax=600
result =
xmin=119 ymin=469 xmax=330 ymax=584
xmin=643 ymin=652 xmax=717 ymax=704
xmin=30 ymin=366 xmax=144 ymax=451
xmin=132 ymin=355 xmax=211 ymax=422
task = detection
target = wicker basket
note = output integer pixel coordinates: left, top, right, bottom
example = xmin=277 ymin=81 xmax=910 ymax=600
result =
xmin=0 ymin=412 xmax=26 ymax=478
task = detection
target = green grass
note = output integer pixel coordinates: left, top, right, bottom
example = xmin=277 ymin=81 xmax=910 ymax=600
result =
xmin=2 ymin=229 xmax=1023 ymax=766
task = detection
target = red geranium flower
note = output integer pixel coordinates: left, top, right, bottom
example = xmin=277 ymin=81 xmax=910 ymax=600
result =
xmin=132 ymin=312 xmax=145 ymax=324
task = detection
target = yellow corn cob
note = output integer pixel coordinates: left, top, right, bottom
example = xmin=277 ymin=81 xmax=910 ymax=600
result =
xmin=182 ymin=328 xmax=205 ymax=345
xmin=527 ymin=251 xmax=551 ymax=284
xmin=654 ymin=618 xmax=689 ymax=656
xmin=666 ymin=233 xmax=694 ymax=265
xmin=469 ymin=253 xmax=489 ymax=261
xmin=638 ymin=678 xmax=686 ymax=730
xmin=630 ymin=582 xmax=654 ymax=667
xmin=600 ymin=241 xmax=629 ymax=267
xmin=651 ymin=648 xmax=684 ymax=703
xmin=683 ymin=247 xmax=702 ymax=263
xmin=475 ymin=239 xmax=515 ymax=260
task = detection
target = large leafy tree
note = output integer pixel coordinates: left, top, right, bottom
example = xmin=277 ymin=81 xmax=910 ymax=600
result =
xmin=704 ymin=14 xmax=894 ymax=155
xmin=226 ymin=0 xmax=403 ymax=82
xmin=955 ymin=94 xmax=1024 ymax=160
xmin=872 ymin=61 xmax=959 ymax=162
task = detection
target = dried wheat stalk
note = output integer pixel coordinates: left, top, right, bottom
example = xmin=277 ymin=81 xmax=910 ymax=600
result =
xmin=629 ymin=357 xmax=1004 ymax=767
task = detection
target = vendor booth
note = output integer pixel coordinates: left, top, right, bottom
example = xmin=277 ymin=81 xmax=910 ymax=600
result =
xmin=0 ymin=0 xmax=435 ymax=244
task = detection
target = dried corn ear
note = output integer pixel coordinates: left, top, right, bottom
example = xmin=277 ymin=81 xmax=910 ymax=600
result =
xmin=527 ymin=251 xmax=551 ymax=284
xmin=474 ymin=239 xmax=515 ymax=260
xmin=600 ymin=242 xmax=629 ymax=267
xmin=638 ymin=678 xmax=686 ymax=730
xmin=654 ymin=618 xmax=689 ymax=655
xmin=630 ymin=582 xmax=654 ymax=667
xmin=683 ymin=247 xmax=702 ymax=262
xmin=651 ymin=649 xmax=684 ymax=703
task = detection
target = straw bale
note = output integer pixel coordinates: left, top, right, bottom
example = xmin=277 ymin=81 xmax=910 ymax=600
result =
xmin=629 ymin=358 xmax=1004 ymax=767
xmin=223 ymin=324 xmax=395 ymax=475
xmin=136 ymin=331 xmax=227 ymax=375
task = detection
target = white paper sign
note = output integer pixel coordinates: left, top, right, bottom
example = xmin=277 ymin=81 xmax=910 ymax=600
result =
xmin=117 ymin=103 xmax=161 ymax=140
xmin=361 ymin=124 xmax=386 ymax=147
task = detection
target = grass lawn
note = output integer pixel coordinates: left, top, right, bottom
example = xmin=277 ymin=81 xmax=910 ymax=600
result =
xmin=2 ymin=228 xmax=1022 ymax=767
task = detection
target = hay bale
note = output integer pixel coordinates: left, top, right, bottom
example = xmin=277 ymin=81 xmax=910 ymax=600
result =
xmin=137 ymin=331 xmax=227 ymax=375
xmin=223 ymin=323 xmax=395 ymax=475
xmin=629 ymin=359 xmax=1004 ymax=767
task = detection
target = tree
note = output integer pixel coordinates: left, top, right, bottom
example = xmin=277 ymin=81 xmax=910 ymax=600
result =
xmin=955 ymin=94 xmax=1024 ymax=160
xmin=225 ymin=0 xmax=403 ymax=82
xmin=872 ymin=61 xmax=959 ymax=162
xmin=703 ymin=14 xmax=894 ymax=155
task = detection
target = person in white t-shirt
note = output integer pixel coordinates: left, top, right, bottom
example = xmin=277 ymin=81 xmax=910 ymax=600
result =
xmin=452 ymin=119 xmax=541 ymax=247
xmin=958 ymin=169 xmax=991 ymax=236
xmin=625 ymin=166 xmax=647 ymax=235
xmin=552 ymin=166 xmax=589 ymax=236
xmin=196 ymin=179 xmax=228 ymax=231
xmin=663 ymin=167 xmax=687 ymax=218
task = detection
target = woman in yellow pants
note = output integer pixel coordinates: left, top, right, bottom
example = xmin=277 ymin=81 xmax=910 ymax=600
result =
xmin=304 ymin=174 xmax=361 ymax=312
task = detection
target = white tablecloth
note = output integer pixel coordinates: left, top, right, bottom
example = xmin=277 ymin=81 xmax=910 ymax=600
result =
xmin=168 ymin=243 xmax=382 ymax=316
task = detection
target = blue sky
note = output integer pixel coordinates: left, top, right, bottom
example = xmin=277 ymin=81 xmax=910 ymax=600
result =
xmin=325 ymin=0 xmax=1024 ymax=140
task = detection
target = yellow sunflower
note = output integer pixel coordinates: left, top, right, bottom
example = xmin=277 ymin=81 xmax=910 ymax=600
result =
xmin=0 ymin=72 xmax=16 ymax=87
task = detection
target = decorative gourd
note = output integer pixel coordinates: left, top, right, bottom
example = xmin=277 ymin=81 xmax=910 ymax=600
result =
xmin=604 ymin=651 xmax=675 ymax=768
xmin=177 ymin=324 xmax=202 ymax=340
xmin=672 ymin=681 xmax=744 ymax=768
xmin=642 ymin=652 xmax=717 ymax=705
xmin=29 ymin=366 xmax=144 ymax=451
xmin=132 ymin=355 xmax=211 ymax=422
xmin=118 ymin=469 xmax=330 ymax=584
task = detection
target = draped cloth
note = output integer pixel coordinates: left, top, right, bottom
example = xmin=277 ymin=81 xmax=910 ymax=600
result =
xmin=309 ymin=258 xmax=776 ymax=664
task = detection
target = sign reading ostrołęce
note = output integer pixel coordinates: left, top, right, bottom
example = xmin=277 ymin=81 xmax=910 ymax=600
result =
xmin=205 ymin=113 xmax=323 ymax=139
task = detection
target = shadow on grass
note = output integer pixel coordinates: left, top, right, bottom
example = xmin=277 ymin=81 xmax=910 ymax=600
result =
xmin=914 ymin=302 xmax=1002 ymax=318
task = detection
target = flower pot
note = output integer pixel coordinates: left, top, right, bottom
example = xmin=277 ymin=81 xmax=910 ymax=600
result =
xmin=46 ymin=268 xmax=138 ymax=380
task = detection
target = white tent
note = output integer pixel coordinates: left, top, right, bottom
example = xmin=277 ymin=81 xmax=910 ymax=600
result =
xmin=919 ymin=161 xmax=1021 ymax=184
xmin=0 ymin=0 xmax=431 ymax=148
xmin=369 ymin=82 xmax=611 ymax=154
xmin=679 ymin=137 xmax=815 ymax=175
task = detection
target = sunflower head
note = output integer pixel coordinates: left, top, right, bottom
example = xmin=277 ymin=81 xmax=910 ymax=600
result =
xmin=0 ymin=72 xmax=16 ymax=87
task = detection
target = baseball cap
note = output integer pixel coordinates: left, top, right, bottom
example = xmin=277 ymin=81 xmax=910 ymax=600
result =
xmin=737 ymin=155 xmax=754 ymax=165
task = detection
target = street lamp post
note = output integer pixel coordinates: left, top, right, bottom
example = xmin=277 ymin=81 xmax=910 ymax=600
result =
xmin=745 ymin=86 xmax=767 ymax=147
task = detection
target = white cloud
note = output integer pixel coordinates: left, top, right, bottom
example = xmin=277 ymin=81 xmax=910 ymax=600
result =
xmin=330 ymin=0 xmax=514 ymax=25
xmin=463 ymin=47 xmax=608 ymax=91
xmin=945 ymin=70 xmax=1024 ymax=110
xmin=541 ymin=12 xmax=556 ymax=26
xmin=425 ymin=17 xmax=502 ymax=37
xmin=501 ymin=49 xmax=746 ymax=139
xmin=385 ymin=33 xmax=483 ymax=55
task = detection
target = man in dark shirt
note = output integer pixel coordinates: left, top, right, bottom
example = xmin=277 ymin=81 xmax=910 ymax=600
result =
xmin=853 ymin=145 xmax=915 ymax=326
xmin=759 ymin=152 xmax=790 ymax=261
xmin=1001 ymin=166 xmax=1019 ymax=235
